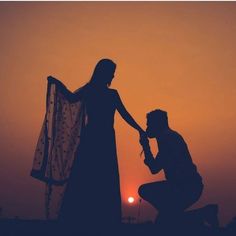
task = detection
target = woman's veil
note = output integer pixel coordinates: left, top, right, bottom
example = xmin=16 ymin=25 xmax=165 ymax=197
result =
xmin=31 ymin=80 xmax=87 ymax=219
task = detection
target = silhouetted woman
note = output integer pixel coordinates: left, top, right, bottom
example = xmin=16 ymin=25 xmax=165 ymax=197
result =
xmin=48 ymin=59 xmax=144 ymax=231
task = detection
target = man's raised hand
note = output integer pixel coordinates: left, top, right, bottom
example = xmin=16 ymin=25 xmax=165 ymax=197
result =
xmin=139 ymin=133 xmax=150 ymax=149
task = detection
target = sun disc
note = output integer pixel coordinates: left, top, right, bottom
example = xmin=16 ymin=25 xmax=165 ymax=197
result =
xmin=128 ymin=196 xmax=134 ymax=203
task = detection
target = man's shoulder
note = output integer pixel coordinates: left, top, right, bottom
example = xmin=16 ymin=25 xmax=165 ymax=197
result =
xmin=162 ymin=130 xmax=187 ymax=148
xmin=165 ymin=129 xmax=183 ymax=141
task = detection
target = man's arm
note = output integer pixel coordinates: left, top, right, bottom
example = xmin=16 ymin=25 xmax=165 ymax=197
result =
xmin=140 ymin=137 xmax=163 ymax=174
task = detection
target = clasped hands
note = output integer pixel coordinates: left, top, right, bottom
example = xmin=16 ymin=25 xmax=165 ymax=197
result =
xmin=139 ymin=130 xmax=151 ymax=151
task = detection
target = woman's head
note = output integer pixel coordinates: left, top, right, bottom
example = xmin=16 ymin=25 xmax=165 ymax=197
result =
xmin=90 ymin=59 xmax=116 ymax=87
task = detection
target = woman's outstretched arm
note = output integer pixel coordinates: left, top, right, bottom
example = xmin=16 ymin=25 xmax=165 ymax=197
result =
xmin=114 ymin=90 xmax=144 ymax=133
xmin=47 ymin=76 xmax=83 ymax=103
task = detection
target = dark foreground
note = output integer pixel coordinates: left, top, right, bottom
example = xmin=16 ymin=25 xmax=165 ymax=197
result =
xmin=1 ymin=219 xmax=236 ymax=236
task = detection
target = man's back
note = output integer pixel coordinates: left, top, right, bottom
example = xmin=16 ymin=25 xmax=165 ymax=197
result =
xmin=157 ymin=129 xmax=202 ymax=185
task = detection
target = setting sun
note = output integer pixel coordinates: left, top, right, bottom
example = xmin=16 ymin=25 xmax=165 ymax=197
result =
xmin=128 ymin=197 xmax=135 ymax=204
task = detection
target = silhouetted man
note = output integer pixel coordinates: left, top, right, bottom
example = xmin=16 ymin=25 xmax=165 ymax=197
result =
xmin=139 ymin=109 xmax=204 ymax=226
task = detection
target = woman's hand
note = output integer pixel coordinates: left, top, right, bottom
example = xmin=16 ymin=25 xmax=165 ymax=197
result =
xmin=47 ymin=76 xmax=61 ymax=85
xmin=138 ymin=129 xmax=146 ymax=139
xmin=47 ymin=76 xmax=66 ymax=90
xmin=139 ymin=132 xmax=150 ymax=149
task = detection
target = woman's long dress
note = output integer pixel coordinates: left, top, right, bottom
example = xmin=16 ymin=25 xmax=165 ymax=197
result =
xmin=58 ymin=87 xmax=121 ymax=229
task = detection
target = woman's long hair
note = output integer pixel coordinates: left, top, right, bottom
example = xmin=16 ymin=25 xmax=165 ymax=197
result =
xmin=74 ymin=59 xmax=116 ymax=94
xmin=89 ymin=59 xmax=116 ymax=87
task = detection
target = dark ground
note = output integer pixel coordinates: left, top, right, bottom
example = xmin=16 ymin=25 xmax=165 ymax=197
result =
xmin=1 ymin=219 xmax=236 ymax=236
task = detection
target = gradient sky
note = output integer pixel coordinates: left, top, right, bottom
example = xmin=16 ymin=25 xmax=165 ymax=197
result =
xmin=0 ymin=2 xmax=236 ymax=225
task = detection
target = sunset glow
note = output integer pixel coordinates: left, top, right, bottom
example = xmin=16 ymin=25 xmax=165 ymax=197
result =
xmin=0 ymin=2 xmax=236 ymax=225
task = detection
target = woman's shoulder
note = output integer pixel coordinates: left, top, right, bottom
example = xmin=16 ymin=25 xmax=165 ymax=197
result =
xmin=108 ymin=88 xmax=119 ymax=97
xmin=108 ymin=88 xmax=118 ymax=93
xmin=74 ymin=83 xmax=91 ymax=95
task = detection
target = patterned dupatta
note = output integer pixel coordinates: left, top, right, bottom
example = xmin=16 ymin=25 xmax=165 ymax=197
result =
xmin=31 ymin=80 xmax=87 ymax=218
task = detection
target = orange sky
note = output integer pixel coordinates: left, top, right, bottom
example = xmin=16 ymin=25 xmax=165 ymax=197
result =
xmin=0 ymin=2 xmax=236 ymax=225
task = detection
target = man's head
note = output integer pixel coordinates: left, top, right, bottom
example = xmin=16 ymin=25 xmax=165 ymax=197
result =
xmin=146 ymin=109 xmax=169 ymax=138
